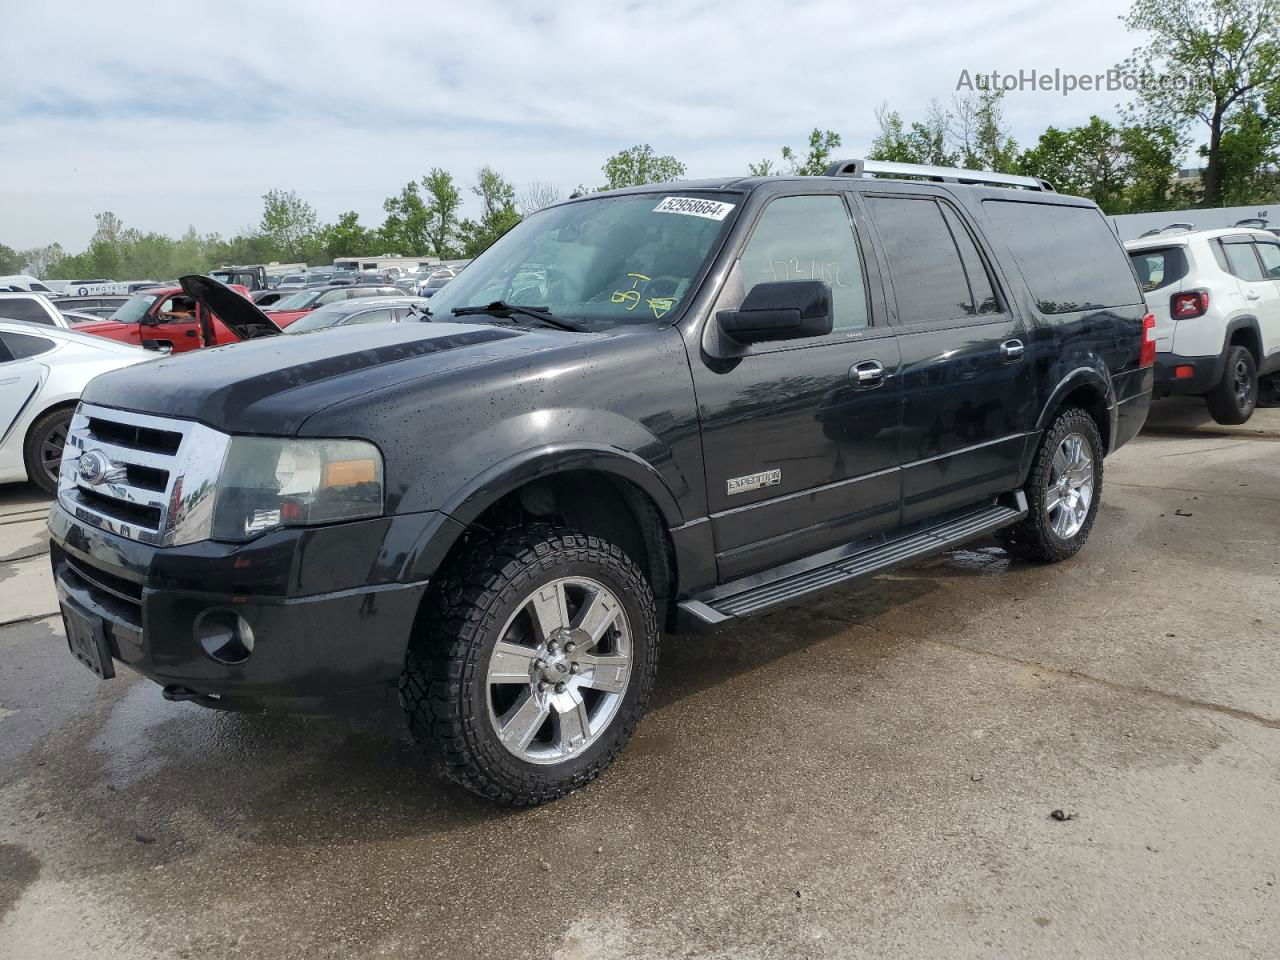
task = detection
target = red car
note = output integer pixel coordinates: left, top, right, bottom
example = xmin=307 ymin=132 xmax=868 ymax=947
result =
xmin=74 ymin=283 xmax=281 ymax=352
xmin=263 ymin=285 xmax=404 ymax=327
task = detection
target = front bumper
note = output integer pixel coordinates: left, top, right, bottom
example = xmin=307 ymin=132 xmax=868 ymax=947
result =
xmin=1153 ymin=352 xmax=1223 ymax=396
xmin=48 ymin=504 xmax=447 ymax=712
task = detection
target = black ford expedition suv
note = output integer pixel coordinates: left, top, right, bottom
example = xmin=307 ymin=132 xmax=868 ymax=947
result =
xmin=49 ymin=159 xmax=1153 ymax=805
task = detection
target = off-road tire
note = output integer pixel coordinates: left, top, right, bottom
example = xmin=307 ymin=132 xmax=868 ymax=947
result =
xmin=999 ymin=408 xmax=1104 ymax=563
xmin=23 ymin=406 xmax=73 ymax=496
xmin=1205 ymin=344 xmax=1257 ymax=425
xmin=400 ymin=525 xmax=659 ymax=805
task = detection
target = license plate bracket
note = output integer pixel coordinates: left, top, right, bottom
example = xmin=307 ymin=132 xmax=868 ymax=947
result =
xmin=61 ymin=600 xmax=115 ymax=680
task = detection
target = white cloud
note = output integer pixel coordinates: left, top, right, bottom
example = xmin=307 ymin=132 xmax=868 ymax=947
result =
xmin=1 ymin=0 xmax=1141 ymax=250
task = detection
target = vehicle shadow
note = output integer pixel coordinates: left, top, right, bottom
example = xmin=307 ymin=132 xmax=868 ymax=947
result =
xmin=51 ymin=567 xmax=959 ymax=846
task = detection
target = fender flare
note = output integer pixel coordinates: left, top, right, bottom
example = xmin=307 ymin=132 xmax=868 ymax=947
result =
xmin=1036 ymin=366 xmax=1113 ymax=430
xmin=403 ymin=444 xmax=686 ymax=581
xmin=1223 ymin=314 xmax=1263 ymax=360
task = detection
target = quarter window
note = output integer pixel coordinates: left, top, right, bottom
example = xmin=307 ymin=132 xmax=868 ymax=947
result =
xmin=1 ymin=331 xmax=56 ymax=358
xmin=981 ymin=200 xmax=1141 ymax=314
xmin=737 ymin=195 xmax=869 ymax=331
xmin=867 ymin=196 xmax=979 ymax=324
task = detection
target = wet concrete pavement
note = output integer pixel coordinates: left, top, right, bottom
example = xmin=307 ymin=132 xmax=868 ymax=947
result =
xmin=1 ymin=403 xmax=1278 ymax=959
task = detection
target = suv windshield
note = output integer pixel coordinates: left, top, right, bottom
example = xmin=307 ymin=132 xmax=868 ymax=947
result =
xmin=427 ymin=192 xmax=740 ymax=329
xmin=109 ymin=294 xmax=158 ymax=324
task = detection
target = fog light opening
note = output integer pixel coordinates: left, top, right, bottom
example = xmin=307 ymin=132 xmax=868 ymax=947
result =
xmin=195 ymin=608 xmax=256 ymax=665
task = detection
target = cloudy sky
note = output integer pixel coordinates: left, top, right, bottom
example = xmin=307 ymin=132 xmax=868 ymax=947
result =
xmin=2 ymin=0 xmax=1145 ymax=251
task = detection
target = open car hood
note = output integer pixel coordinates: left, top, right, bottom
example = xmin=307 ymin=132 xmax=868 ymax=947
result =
xmin=179 ymin=274 xmax=283 ymax=339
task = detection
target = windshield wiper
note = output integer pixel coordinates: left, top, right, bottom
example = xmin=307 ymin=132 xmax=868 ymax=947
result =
xmin=451 ymin=300 xmax=584 ymax=332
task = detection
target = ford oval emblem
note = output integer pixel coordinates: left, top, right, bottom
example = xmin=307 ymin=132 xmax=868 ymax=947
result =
xmin=77 ymin=450 xmax=111 ymax=486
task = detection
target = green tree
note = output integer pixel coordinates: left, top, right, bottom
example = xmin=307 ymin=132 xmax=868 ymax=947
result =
xmin=459 ymin=166 xmax=521 ymax=258
xmin=1018 ymin=117 xmax=1185 ymax=213
xmin=421 ymin=167 xmax=462 ymax=258
xmin=867 ymin=102 xmax=956 ymax=166
xmin=602 ymin=144 xmax=686 ymax=189
xmin=750 ymin=129 xmax=843 ymax=176
xmin=259 ymin=189 xmax=319 ymax=261
xmin=0 ymin=243 xmax=24 ymax=274
xmin=950 ymin=91 xmax=1019 ymax=172
xmin=319 ymin=211 xmax=372 ymax=260
xmin=1120 ymin=0 xmax=1280 ymax=206
xmin=379 ymin=182 xmax=432 ymax=253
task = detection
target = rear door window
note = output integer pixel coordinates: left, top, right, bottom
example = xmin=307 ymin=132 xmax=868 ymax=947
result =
xmin=865 ymin=196 xmax=979 ymax=324
xmin=1222 ymin=240 xmax=1266 ymax=281
xmin=982 ymin=200 xmax=1141 ymax=314
xmin=1252 ymin=241 xmax=1280 ymax=280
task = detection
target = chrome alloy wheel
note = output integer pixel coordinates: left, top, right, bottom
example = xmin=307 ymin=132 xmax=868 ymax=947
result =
xmin=486 ymin=576 xmax=632 ymax=765
xmin=1045 ymin=432 xmax=1094 ymax=539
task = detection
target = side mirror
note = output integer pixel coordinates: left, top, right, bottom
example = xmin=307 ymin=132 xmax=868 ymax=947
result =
xmin=716 ymin=280 xmax=833 ymax=344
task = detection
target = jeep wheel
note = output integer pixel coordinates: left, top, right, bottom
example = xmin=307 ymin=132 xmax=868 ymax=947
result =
xmin=400 ymin=526 xmax=658 ymax=805
xmin=1205 ymin=344 xmax=1257 ymax=425
xmin=23 ymin=406 xmax=72 ymax=496
xmin=1000 ymin=408 xmax=1103 ymax=563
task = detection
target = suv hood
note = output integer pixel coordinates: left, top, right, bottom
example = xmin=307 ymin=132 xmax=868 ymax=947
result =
xmin=180 ymin=274 xmax=283 ymax=339
xmin=81 ymin=319 xmax=551 ymax=434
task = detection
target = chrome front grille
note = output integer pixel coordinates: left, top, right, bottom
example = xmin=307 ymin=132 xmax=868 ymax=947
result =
xmin=58 ymin=403 xmax=231 ymax=546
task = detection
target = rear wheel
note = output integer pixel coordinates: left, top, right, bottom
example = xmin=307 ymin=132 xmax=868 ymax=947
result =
xmin=400 ymin=525 xmax=658 ymax=805
xmin=23 ymin=406 xmax=72 ymax=496
xmin=1000 ymin=408 xmax=1103 ymax=563
xmin=1205 ymin=344 xmax=1257 ymax=425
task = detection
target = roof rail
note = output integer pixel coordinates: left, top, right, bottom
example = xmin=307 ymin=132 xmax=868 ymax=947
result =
xmin=1233 ymin=217 xmax=1270 ymax=228
xmin=824 ymin=158 xmax=1054 ymax=192
xmin=1137 ymin=222 xmax=1195 ymax=238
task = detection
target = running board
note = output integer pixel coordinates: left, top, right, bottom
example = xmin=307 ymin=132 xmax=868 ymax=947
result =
xmin=679 ymin=493 xmax=1027 ymax=629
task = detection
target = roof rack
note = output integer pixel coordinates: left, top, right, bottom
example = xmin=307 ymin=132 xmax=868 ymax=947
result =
xmin=1137 ymin=222 xmax=1195 ymax=238
xmin=824 ymin=158 xmax=1054 ymax=192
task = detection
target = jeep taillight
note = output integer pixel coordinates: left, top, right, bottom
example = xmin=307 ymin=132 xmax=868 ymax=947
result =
xmin=1140 ymin=312 xmax=1156 ymax=368
xmin=1170 ymin=290 xmax=1209 ymax=319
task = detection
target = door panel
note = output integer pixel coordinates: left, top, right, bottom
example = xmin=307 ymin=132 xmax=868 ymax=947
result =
xmin=862 ymin=193 xmax=1032 ymax=522
xmin=691 ymin=192 xmax=903 ymax=582
xmin=896 ymin=319 xmax=1032 ymax=519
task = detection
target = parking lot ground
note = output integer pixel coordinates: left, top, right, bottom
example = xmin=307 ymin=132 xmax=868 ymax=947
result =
xmin=1 ymin=404 xmax=1278 ymax=960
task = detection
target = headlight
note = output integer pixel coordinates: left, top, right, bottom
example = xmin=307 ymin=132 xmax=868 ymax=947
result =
xmin=210 ymin=437 xmax=383 ymax=541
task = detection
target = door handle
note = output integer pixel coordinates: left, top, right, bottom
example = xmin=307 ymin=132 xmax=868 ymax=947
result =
xmin=850 ymin=360 xmax=885 ymax=388
xmin=1000 ymin=339 xmax=1025 ymax=361
xmin=1246 ymin=291 xmax=1261 ymax=300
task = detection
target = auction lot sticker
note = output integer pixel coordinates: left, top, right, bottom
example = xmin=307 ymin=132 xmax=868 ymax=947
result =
xmin=653 ymin=196 xmax=735 ymax=220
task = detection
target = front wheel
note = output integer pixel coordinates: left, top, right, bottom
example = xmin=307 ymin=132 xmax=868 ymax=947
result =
xmin=23 ymin=406 xmax=73 ymax=496
xmin=1000 ymin=408 xmax=1104 ymax=563
xmin=400 ymin=526 xmax=659 ymax=805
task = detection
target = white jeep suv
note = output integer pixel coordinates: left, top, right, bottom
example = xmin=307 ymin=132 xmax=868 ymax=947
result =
xmin=1126 ymin=226 xmax=1280 ymax=424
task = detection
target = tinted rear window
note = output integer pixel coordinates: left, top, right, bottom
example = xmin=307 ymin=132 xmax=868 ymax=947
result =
xmin=1128 ymin=246 xmax=1189 ymax=292
xmin=982 ymin=201 xmax=1141 ymax=314
xmin=867 ymin=196 xmax=993 ymax=323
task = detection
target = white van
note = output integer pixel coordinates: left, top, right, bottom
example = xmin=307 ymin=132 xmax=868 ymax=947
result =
xmin=0 ymin=275 xmax=57 ymax=294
